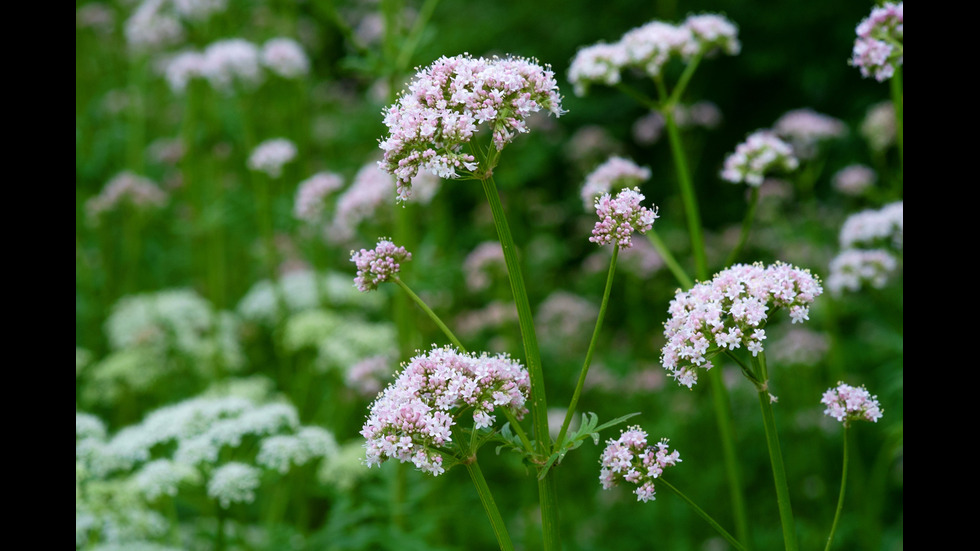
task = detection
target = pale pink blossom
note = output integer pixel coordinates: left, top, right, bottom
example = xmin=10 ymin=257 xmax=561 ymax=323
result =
xmin=851 ymin=3 xmax=903 ymax=82
xmin=599 ymin=426 xmax=680 ymax=502
xmin=581 ymin=157 xmax=651 ymax=210
xmin=821 ymin=382 xmax=883 ymax=425
xmin=350 ymin=238 xmax=412 ymax=292
xmin=721 ymin=130 xmax=798 ymax=186
xmin=294 ymin=172 xmax=344 ymax=223
xmin=378 ymin=54 xmax=564 ymax=200
xmin=661 ymin=262 xmax=823 ymax=388
xmin=362 ymin=346 xmax=530 ymax=475
xmin=590 ymin=188 xmax=659 ymax=249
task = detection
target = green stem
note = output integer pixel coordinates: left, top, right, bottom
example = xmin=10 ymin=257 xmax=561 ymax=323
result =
xmin=481 ymin=175 xmax=560 ymax=551
xmin=466 ymin=459 xmax=516 ymax=551
xmin=646 ymin=230 xmax=693 ymax=290
xmin=659 ymin=83 xmax=707 ymax=281
xmin=708 ymin=367 xmax=751 ymax=546
xmin=725 ymin=186 xmax=759 ymax=267
xmin=753 ymin=354 xmax=798 ymax=551
xmin=501 ymin=408 xmax=534 ymax=455
xmin=395 ymin=0 xmax=441 ymax=72
xmin=660 ymin=478 xmax=745 ymax=551
xmin=393 ymin=277 xmax=465 ymax=351
xmin=668 ymin=53 xmax=703 ymax=106
xmin=614 ymin=82 xmax=659 ymax=111
xmin=825 ymin=428 xmax=849 ymax=551
xmin=889 ymin=67 xmax=903 ymax=183
xmin=556 ymin=245 xmax=618 ymax=448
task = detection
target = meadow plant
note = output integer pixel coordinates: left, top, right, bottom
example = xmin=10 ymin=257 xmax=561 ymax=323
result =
xmin=77 ymin=2 xmax=902 ymax=549
xmin=247 ymin=138 xmax=297 ymax=178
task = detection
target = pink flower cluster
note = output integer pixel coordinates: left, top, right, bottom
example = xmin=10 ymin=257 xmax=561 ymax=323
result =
xmin=721 ymin=130 xmax=799 ymax=186
xmin=851 ymin=2 xmax=903 ymax=82
xmin=839 ymin=201 xmax=903 ymax=250
xmin=350 ymin=239 xmax=412 ymax=292
xmin=599 ymin=426 xmax=681 ymax=502
xmin=261 ymin=38 xmax=310 ymax=79
xmin=378 ymin=54 xmax=564 ymax=200
xmin=826 ymin=249 xmax=897 ymax=295
xmin=569 ymin=14 xmax=739 ymax=95
xmin=86 ymin=171 xmax=168 ymax=225
xmin=772 ymin=108 xmax=846 ymax=160
xmin=821 ymin=382 xmax=883 ymax=426
xmin=293 ymin=172 xmax=344 ymax=223
xmin=580 ymin=156 xmax=651 ymax=210
xmin=590 ymin=187 xmax=659 ymax=249
xmin=832 ymin=165 xmax=876 ymax=196
xmin=361 ymin=346 xmax=530 ymax=476
xmin=247 ymin=138 xmax=297 ymax=178
xmin=661 ymin=262 xmax=823 ymax=388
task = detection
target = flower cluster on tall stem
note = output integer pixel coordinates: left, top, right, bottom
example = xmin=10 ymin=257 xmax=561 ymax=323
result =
xmin=361 ymin=346 xmax=530 ymax=476
xmin=661 ymin=262 xmax=823 ymax=388
xmin=599 ymin=426 xmax=681 ymax=502
xmin=350 ymin=238 xmax=412 ymax=292
xmin=377 ymin=54 xmax=564 ymax=200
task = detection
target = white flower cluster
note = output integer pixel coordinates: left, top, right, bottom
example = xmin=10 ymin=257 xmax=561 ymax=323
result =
xmin=237 ymin=270 xmax=382 ymax=327
xmin=827 ymin=201 xmax=903 ymax=295
xmin=86 ymin=172 xmax=168 ymax=226
xmin=570 ymin=13 xmax=739 ymax=95
xmin=720 ymin=131 xmax=799 ymax=186
xmin=247 ymin=138 xmax=298 ymax=178
xmin=162 ymin=36 xmax=310 ymax=93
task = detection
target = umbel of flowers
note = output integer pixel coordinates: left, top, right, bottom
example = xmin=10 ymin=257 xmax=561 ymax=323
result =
xmin=599 ymin=426 xmax=681 ymax=502
xmin=821 ymin=382 xmax=884 ymax=426
xmin=661 ymin=262 xmax=823 ymax=388
xmin=361 ymin=346 xmax=530 ymax=476
xmin=568 ymin=13 xmax=740 ymax=95
xmin=851 ymin=2 xmax=903 ymax=82
xmin=377 ymin=53 xmax=564 ymax=200
xmin=350 ymin=238 xmax=412 ymax=292
xmin=721 ymin=130 xmax=799 ymax=186
xmin=590 ymin=187 xmax=659 ymax=249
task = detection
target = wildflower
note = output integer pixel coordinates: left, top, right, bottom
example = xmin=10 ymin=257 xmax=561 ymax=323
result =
xmin=660 ymin=262 xmax=823 ymax=388
xmin=599 ymin=426 xmax=680 ymax=502
xmin=378 ymin=54 xmax=564 ymax=200
xmin=133 ymin=459 xmax=197 ymax=501
xmin=839 ymin=201 xmax=903 ymax=250
xmin=826 ymin=249 xmax=898 ymax=295
xmin=721 ymin=130 xmax=799 ymax=186
xmin=463 ymin=241 xmax=506 ymax=292
xmin=247 ymin=138 xmax=297 ymax=178
xmin=163 ymin=50 xmax=206 ymax=93
xmin=257 ymin=427 xmax=339 ymax=473
xmin=568 ymin=42 xmax=629 ymax=96
xmin=569 ymin=14 xmax=738 ymax=96
xmin=361 ymin=346 xmax=530 ymax=476
xmin=202 ymin=38 xmax=263 ymax=91
xmin=581 ymin=157 xmax=651 ymax=211
xmin=124 ymin=0 xmax=183 ymax=52
xmin=772 ymin=109 xmax=846 ymax=160
xmin=861 ymin=101 xmax=896 ymax=152
xmin=207 ymin=462 xmax=261 ymax=508
xmin=261 ymin=37 xmax=310 ymax=78
xmin=350 ymin=239 xmax=411 ymax=292
xmin=683 ymin=13 xmax=741 ymax=56
xmin=346 ymin=355 xmax=395 ymax=397
xmin=821 ymin=382 xmax=883 ymax=426
xmin=86 ymin=172 xmax=168 ymax=226
xmin=294 ymin=172 xmax=344 ymax=223
xmin=590 ymin=187 xmax=659 ymax=249
xmin=833 ymin=165 xmax=876 ymax=196
xmin=851 ymin=2 xmax=903 ymax=82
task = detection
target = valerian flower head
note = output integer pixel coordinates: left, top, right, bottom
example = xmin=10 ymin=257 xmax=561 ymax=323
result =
xmin=590 ymin=187 xmax=659 ymax=249
xmin=361 ymin=346 xmax=530 ymax=476
xmin=293 ymin=171 xmax=344 ymax=223
xmin=721 ymin=130 xmax=799 ymax=186
xmin=821 ymin=382 xmax=883 ymax=426
xmin=247 ymin=138 xmax=297 ymax=178
xmin=378 ymin=54 xmax=564 ymax=200
xmin=569 ymin=14 xmax=738 ymax=96
xmin=581 ymin=156 xmax=651 ymax=211
xmin=599 ymin=426 xmax=681 ymax=502
xmin=660 ymin=262 xmax=823 ymax=388
xmin=851 ymin=2 xmax=903 ymax=82
xmin=350 ymin=238 xmax=412 ymax=292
